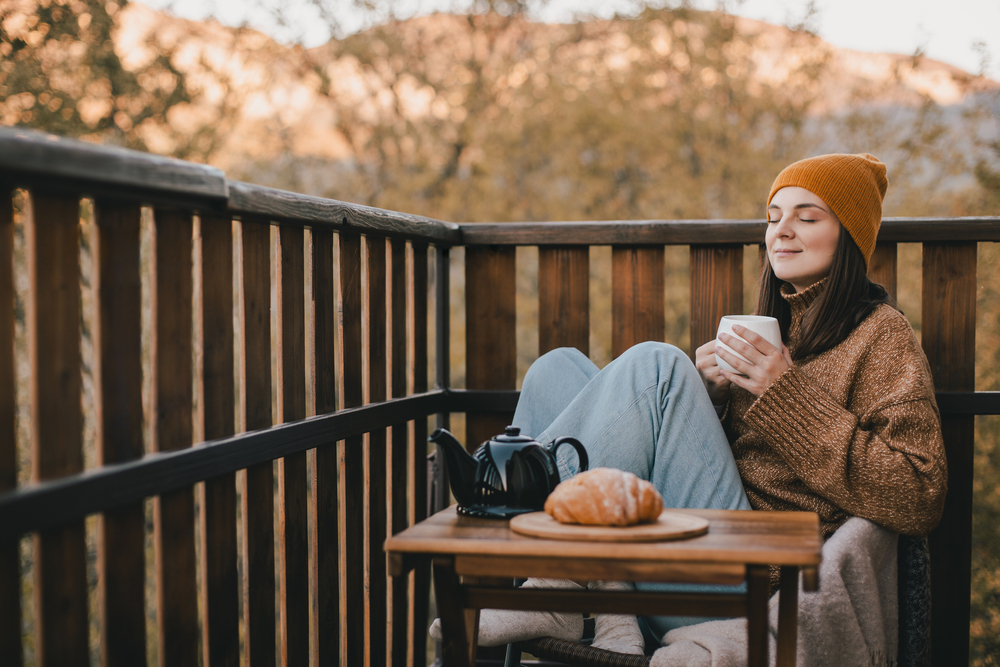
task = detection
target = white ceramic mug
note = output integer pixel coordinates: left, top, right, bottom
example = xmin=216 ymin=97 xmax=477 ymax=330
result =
xmin=715 ymin=315 xmax=781 ymax=374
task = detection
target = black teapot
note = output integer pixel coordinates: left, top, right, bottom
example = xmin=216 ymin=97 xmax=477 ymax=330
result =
xmin=429 ymin=426 xmax=588 ymax=518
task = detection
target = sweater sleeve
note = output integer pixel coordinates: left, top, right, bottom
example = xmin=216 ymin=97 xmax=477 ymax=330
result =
xmin=741 ymin=318 xmax=948 ymax=536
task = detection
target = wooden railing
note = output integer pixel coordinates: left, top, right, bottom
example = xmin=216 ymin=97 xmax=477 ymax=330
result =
xmin=0 ymin=126 xmax=998 ymax=667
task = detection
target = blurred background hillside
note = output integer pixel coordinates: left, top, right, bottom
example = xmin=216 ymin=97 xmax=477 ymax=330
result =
xmin=3 ymin=0 xmax=1000 ymax=663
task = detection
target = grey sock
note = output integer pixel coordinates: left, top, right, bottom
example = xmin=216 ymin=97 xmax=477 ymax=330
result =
xmin=428 ymin=578 xmax=585 ymax=647
xmin=589 ymin=580 xmax=645 ymax=655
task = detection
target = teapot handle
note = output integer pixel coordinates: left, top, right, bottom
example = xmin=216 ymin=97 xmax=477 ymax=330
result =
xmin=550 ymin=437 xmax=589 ymax=473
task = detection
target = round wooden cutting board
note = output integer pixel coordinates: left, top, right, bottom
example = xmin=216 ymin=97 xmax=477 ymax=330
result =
xmin=509 ymin=510 xmax=709 ymax=542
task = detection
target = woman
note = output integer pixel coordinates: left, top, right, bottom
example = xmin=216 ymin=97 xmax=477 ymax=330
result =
xmin=431 ymin=153 xmax=948 ymax=653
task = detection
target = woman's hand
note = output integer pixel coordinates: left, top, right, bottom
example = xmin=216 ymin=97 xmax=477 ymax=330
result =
xmin=715 ymin=324 xmax=793 ymax=397
xmin=695 ymin=339 xmax=732 ymax=407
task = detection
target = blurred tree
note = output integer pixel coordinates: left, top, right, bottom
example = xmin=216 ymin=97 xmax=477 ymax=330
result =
xmin=0 ymin=0 xmax=190 ymax=150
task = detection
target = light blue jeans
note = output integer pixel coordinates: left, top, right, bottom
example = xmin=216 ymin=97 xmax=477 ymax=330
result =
xmin=511 ymin=343 xmax=753 ymax=642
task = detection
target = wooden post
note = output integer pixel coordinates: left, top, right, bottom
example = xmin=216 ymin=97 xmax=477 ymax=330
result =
xmin=28 ymin=192 xmax=88 ymax=666
xmin=366 ymin=235 xmax=389 ymax=667
xmin=277 ymin=226 xmax=309 ymax=667
xmin=922 ymin=242 xmax=976 ymax=667
xmin=612 ymin=246 xmax=665 ymax=358
xmin=868 ymin=241 xmax=898 ymax=301
xmin=538 ymin=247 xmax=590 ymax=355
xmin=0 ymin=187 xmax=18 ymax=665
xmin=411 ymin=242 xmax=431 ymax=667
xmin=465 ymin=246 xmax=516 ymax=449
xmin=338 ymin=230 xmax=365 ymax=667
xmin=195 ymin=215 xmax=238 ymax=667
xmin=389 ymin=239 xmax=410 ymax=667
xmin=689 ymin=245 xmax=743 ymax=354
xmin=150 ymin=208 xmax=199 ymax=667
xmin=236 ymin=219 xmax=275 ymax=667
xmin=93 ymin=199 xmax=147 ymax=667
xmin=309 ymin=227 xmax=339 ymax=666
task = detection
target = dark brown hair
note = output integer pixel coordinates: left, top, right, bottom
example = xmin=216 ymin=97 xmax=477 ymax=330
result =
xmin=755 ymin=225 xmax=894 ymax=360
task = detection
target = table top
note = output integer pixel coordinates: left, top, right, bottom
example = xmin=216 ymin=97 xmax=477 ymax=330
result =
xmin=386 ymin=506 xmax=821 ymax=572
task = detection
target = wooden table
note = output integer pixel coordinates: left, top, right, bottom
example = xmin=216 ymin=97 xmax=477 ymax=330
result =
xmin=386 ymin=506 xmax=822 ymax=667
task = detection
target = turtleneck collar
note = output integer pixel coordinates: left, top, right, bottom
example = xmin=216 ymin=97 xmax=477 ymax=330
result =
xmin=780 ymin=278 xmax=827 ymax=352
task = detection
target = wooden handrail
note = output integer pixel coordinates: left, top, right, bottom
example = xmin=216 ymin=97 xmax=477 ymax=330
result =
xmin=459 ymin=217 xmax=1000 ymax=245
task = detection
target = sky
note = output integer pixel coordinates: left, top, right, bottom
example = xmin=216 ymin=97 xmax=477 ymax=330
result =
xmin=143 ymin=0 xmax=1000 ymax=79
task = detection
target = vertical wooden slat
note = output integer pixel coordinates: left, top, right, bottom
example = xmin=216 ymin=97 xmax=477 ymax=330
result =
xmin=868 ymin=241 xmax=897 ymax=301
xmin=92 ymin=199 xmax=146 ymax=667
xmin=435 ymin=246 xmax=450 ymax=431
xmin=538 ymin=246 xmax=589 ymax=355
xmin=921 ymin=241 xmax=976 ymax=667
xmin=28 ymin=192 xmax=88 ymax=666
xmin=195 ymin=216 xmax=238 ymax=667
xmin=365 ymin=235 xmax=389 ymax=667
xmin=236 ymin=219 xmax=275 ymax=667
xmin=410 ymin=242 xmax=430 ymax=667
xmin=611 ymin=246 xmax=665 ymax=358
xmin=689 ymin=245 xmax=743 ymax=354
xmin=465 ymin=246 xmax=516 ymax=448
xmin=0 ymin=188 xmax=20 ymax=664
xmin=276 ymin=226 xmax=309 ymax=667
xmin=150 ymin=208 xmax=199 ymax=667
xmin=309 ymin=227 xmax=339 ymax=666
xmin=388 ymin=239 xmax=409 ymax=667
xmin=338 ymin=230 xmax=365 ymax=667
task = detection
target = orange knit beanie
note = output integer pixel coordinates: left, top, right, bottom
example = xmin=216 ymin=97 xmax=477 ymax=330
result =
xmin=767 ymin=153 xmax=888 ymax=266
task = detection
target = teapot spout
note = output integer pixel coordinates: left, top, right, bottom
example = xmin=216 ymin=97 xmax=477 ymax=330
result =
xmin=429 ymin=428 xmax=479 ymax=508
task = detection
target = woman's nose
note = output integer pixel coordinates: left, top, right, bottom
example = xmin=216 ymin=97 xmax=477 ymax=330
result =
xmin=773 ymin=215 xmax=794 ymax=236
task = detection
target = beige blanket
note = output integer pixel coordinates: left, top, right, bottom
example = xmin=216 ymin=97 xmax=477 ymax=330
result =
xmin=651 ymin=517 xmax=899 ymax=667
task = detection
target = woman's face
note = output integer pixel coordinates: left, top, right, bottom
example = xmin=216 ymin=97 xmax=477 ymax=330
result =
xmin=766 ymin=186 xmax=842 ymax=293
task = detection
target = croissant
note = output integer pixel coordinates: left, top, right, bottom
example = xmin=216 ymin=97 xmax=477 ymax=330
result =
xmin=544 ymin=467 xmax=663 ymax=526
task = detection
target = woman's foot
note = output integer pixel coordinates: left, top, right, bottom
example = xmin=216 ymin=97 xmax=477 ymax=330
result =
xmin=589 ymin=580 xmax=645 ymax=654
xmin=428 ymin=578 xmax=585 ymax=647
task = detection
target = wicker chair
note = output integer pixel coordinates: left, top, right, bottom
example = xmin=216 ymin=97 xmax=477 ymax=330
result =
xmin=500 ymin=535 xmax=931 ymax=667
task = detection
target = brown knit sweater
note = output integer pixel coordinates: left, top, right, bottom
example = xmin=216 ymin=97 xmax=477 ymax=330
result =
xmin=726 ymin=280 xmax=948 ymax=540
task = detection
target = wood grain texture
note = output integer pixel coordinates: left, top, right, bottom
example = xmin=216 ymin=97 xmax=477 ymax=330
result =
xmin=388 ymin=239 xmax=409 ymax=667
xmin=309 ymin=227 xmax=339 ymax=667
xmin=276 ymin=226 xmax=309 ymax=667
xmin=92 ymin=199 xmax=146 ymax=667
xmin=0 ymin=391 xmax=450 ymax=538
xmin=0 ymin=126 xmax=227 ymax=202
xmin=0 ymin=201 xmax=12 ymax=539
xmin=746 ymin=565 xmax=769 ymax=667
xmin=338 ymin=230 xmax=365 ymax=667
xmin=921 ymin=242 xmax=976 ymax=667
xmin=689 ymin=245 xmax=743 ymax=354
xmin=410 ymin=243 xmax=430 ymax=667
xmin=458 ymin=217 xmax=1000 ymax=246
xmin=0 ymin=188 xmax=17 ymax=665
xmin=27 ymin=192 xmax=88 ymax=666
xmin=612 ymin=246 xmax=665 ymax=358
xmin=226 ymin=181 xmax=459 ymax=243
xmin=236 ymin=219 xmax=275 ymax=667
xmin=538 ymin=246 xmax=589 ymax=355
xmin=465 ymin=246 xmax=517 ymax=449
xmin=867 ymin=242 xmax=897 ymax=300
xmin=776 ymin=567 xmax=799 ymax=667
xmin=195 ymin=215 xmax=238 ymax=667
xmin=149 ymin=208 xmax=199 ymax=667
xmin=366 ymin=235 xmax=389 ymax=667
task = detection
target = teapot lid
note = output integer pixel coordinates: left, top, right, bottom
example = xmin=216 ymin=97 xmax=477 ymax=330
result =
xmin=491 ymin=426 xmax=536 ymax=444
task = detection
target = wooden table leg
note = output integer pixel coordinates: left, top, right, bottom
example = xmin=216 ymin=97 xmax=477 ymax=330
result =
xmin=776 ymin=566 xmax=799 ymax=667
xmin=433 ymin=557 xmax=471 ymax=667
xmin=747 ymin=565 xmax=770 ymax=667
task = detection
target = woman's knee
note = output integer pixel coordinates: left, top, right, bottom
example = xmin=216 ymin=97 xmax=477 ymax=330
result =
xmin=616 ymin=341 xmax=688 ymax=367
xmin=524 ymin=347 xmax=592 ymax=383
